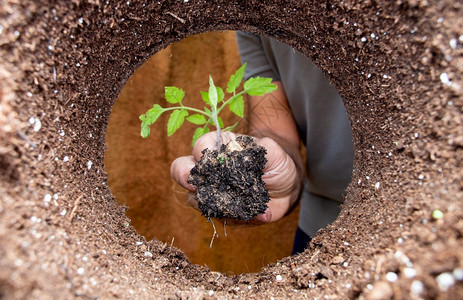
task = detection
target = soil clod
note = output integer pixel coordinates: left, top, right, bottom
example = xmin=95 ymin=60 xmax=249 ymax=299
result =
xmin=188 ymin=135 xmax=270 ymax=221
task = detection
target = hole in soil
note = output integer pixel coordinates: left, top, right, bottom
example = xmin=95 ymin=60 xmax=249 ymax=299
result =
xmin=105 ymin=30 xmax=352 ymax=275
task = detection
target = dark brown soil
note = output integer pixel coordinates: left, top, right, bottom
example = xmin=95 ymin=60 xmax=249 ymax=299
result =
xmin=189 ymin=135 xmax=270 ymax=221
xmin=0 ymin=0 xmax=462 ymax=299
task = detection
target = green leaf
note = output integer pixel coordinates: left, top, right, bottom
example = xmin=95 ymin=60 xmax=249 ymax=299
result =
xmin=186 ymin=114 xmax=207 ymax=125
xmin=244 ymin=77 xmax=277 ymax=96
xmin=229 ymin=94 xmax=244 ymax=118
xmin=208 ymin=76 xmax=218 ymax=108
xmin=145 ymin=104 xmax=165 ymax=125
xmin=201 ymin=91 xmax=211 ymax=106
xmin=204 ymin=107 xmax=212 ymax=115
xmin=141 ymin=123 xmax=150 ymax=138
xmin=165 ymin=86 xmax=185 ymax=104
xmin=217 ymin=116 xmax=224 ymax=128
xmin=217 ymin=87 xmax=224 ymax=103
xmin=224 ymin=122 xmax=239 ymax=132
xmin=167 ymin=109 xmax=188 ymax=136
xmin=192 ymin=127 xmax=210 ymax=146
xmin=226 ymin=63 xmax=247 ymax=93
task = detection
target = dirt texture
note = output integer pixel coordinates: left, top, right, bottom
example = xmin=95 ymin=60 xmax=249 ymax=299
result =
xmin=189 ymin=136 xmax=270 ymax=221
xmin=0 ymin=0 xmax=462 ymax=299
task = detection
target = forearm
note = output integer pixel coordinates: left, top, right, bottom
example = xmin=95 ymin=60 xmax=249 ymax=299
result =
xmin=247 ymin=82 xmax=305 ymax=209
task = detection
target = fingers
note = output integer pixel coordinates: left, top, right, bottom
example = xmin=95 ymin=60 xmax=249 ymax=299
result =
xmin=170 ymin=156 xmax=196 ymax=191
xmin=254 ymin=137 xmax=298 ymax=198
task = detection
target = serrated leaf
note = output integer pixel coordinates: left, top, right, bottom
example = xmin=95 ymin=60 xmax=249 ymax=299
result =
xmin=244 ymin=77 xmax=277 ymax=96
xmin=208 ymin=76 xmax=218 ymax=108
xmin=141 ymin=123 xmax=150 ymax=138
xmin=200 ymin=91 xmax=211 ymax=106
xmin=165 ymin=86 xmax=185 ymax=104
xmin=229 ymin=94 xmax=244 ymax=118
xmin=226 ymin=63 xmax=247 ymax=93
xmin=145 ymin=104 xmax=165 ymax=125
xmin=167 ymin=109 xmax=188 ymax=136
xmin=192 ymin=127 xmax=209 ymax=146
xmin=217 ymin=87 xmax=224 ymax=103
xmin=186 ymin=114 xmax=207 ymax=125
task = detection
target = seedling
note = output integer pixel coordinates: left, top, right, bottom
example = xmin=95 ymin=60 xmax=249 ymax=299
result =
xmin=139 ymin=63 xmax=277 ymax=149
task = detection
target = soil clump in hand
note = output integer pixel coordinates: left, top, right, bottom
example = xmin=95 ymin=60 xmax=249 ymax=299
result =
xmin=188 ymin=135 xmax=270 ymax=221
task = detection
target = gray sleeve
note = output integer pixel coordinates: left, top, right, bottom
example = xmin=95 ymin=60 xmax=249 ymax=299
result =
xmin=235 ymin=31 xmax=280 ymax=82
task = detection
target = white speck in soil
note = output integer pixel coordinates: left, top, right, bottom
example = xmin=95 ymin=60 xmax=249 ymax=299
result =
xmin=144 ymin=251 xmax=153 ymax=257
xmin=44 ymin=194 xmax=52 ymax=203
xmin=87 ymin=161 xmax=92 ymax=170
xmin=208 ymin=290 xmax=214 ymax=296
xmin=361 ymin=37 xmax=367 ymax=42
xmin=449 ymin=38 xmax=458 ymax=49
xmin=375 ymin=182 xmax=380 ymax=189
xmin=276 ymin=275 xmax=283 ymax=281
xmin=436 ymin=272 xmax=455 ymax=291
xmin=77 ymin=267 xmax=84 ymax=275
xmin=386 ymin=272 xmax=398 ymax=282
xmin=440 ymin=72 xmax=450 ymax=85
xmin=136 ymin=241 xmax=143 ymax=245
xmin=60 ymin=209 xmax=66 ymax=216
xmin=453 ymin=268 xmax=463 ymax=281
xmin=404 ymin=268 xmax=417 ymax=278
xmin=63 ymin=156 xmax=69 ymax=162
xmin=410 ymin=280 xmax=424 ymax=296
xmin=32 ymin=118 xmax=41 ymax=132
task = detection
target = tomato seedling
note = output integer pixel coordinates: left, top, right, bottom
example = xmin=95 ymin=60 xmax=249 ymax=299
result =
xmin=139 ymin=63 xmax=277 ymax=149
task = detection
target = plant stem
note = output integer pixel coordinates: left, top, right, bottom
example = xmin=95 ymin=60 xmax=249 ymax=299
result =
xmin=211 ymin=110 xmax=221 ymax=150
xmin=162 ymin=105 xmax=212 ymax=118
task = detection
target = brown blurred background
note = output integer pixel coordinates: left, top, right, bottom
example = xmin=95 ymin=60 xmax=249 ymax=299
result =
xmin=105 ymin=31 xmax=300 ymax=275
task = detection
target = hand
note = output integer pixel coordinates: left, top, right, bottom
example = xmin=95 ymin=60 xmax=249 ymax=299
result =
xmin=170 ymin=131 xmax=299 ymax=224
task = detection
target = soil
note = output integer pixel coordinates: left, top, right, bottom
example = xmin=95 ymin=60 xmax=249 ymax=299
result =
xmin=189 ymin=135 xmax=270 ymax=221
xmin=0 ymin=0 xmax=462 ymax=299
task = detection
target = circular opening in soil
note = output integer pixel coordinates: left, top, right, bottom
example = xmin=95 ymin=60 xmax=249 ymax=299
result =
xmin=105 ymin=31 xmax=351 ymax=275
